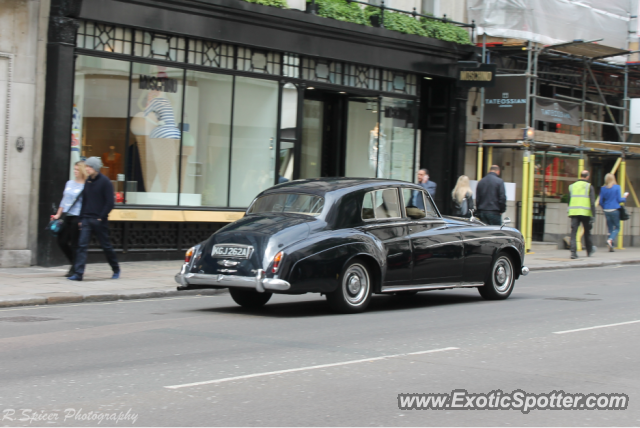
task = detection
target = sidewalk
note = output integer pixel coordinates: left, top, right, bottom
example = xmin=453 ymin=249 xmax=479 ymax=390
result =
xmin=1 ymin=247 xmax=639 ymax=308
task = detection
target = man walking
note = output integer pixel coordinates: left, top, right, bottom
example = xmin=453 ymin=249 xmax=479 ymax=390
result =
xmin=412 ymin=168 xmax=437 ymax=209
xmin=68 ymin=157 xmax=120 ymax=281
xmin=476 ymin=165 xmax=506 ymax=225
xmin=568 ymin=170 xmax=597 ymax=259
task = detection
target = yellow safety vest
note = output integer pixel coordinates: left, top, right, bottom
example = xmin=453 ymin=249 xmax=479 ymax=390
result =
xmin=568 ymin=180 xmax=592 ymax=217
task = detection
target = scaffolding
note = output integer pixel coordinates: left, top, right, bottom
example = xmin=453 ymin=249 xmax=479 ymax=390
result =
xmin=475 ymin=37 xmax=640 ymax=252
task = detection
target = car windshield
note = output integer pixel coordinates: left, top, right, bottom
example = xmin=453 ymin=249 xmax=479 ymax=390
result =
xmin=248 ymin=193 xmax=325 ymax=216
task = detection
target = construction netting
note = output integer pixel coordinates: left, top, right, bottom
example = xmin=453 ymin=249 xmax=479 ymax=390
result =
xmin=468 ymin=0 xmax=636 ymax=51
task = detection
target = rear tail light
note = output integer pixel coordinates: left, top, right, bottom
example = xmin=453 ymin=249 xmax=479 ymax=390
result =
xmin=185 ymin=247 xmax=196 ymax=263
xmin=272 ymin=251 xmax=283 ymax=274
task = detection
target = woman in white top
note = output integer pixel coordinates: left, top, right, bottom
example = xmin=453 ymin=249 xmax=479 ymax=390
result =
xmin=451 ymin=175 xmax=475 ymax=218
xmin=52 ymin=161 xmax=87 ymax=276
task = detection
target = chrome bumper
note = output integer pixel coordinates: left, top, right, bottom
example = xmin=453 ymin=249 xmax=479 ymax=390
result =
xmin=521 ymin=266 xmax=529 ymax=276
xmin=175 ymin=269 xmax=291 ymax=293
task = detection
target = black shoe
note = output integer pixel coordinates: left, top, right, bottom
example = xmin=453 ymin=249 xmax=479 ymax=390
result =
xmin=571 ymin=253 xmax=578 ymax=259
xmin=64 ymin=267 xmax=75 ymax=277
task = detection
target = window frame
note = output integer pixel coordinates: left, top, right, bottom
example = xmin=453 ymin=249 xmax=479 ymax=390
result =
xmin=361 ymin=187 xmax=403 ymax=222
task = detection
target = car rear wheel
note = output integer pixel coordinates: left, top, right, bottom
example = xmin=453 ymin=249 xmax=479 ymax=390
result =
xmin=326 ymin=260 xmax=372 ymax=313
xmin=229 ymin=288 xmax=272 ymax=309
xmin=478 ymin=252 xmax=515 ymax=300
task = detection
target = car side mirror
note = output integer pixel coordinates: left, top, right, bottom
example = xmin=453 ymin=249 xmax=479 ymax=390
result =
xmin=501 ymin=217 xmax=511 ymax=229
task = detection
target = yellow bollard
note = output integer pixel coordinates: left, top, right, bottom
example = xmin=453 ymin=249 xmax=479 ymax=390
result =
xmin=487 ymin=147 xmax=493 ymax=173
xmin=527 ymin=153 xmax=535 ymax=252
xmin=521 ymin=152 xmax=530 ymax=252
xmin=617 ymin=160 xmax=626 ymax=250
xmin=477 ymin=145 xmax=484 ymax=181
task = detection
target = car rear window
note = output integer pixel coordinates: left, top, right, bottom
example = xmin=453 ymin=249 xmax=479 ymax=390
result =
xmin=248 ymin=193 xmax=325 ymax=216
xmin=362 ymin=189 xmax=401 ymax=220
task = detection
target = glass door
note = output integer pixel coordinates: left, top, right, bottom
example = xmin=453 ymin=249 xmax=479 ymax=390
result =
xmin=345 ymin=97 xmax=379 ymax=178
xmin=300 ymin=99 xmax=323 ymax=179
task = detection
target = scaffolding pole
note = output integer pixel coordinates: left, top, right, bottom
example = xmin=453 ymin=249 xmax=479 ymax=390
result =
xmin=618 ymin=158 xmax=626 ymax=249
xmin=477 ymin=33 xmax=487 ymax=181
xmin=521 ymin=151 xmax=530 ymax=250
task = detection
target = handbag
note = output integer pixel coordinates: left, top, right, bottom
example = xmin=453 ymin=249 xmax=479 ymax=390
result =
xmin=45 ymin=192 xmax=82 ymax=237
xmin=619 ymin=205 xmax=630 ymax=221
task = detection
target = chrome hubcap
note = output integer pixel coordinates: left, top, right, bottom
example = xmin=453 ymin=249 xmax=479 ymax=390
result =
xmin=493 ymin=257 xmax=513 ymax=293
xmin=343 ymin=264 xmax=370 ymax=306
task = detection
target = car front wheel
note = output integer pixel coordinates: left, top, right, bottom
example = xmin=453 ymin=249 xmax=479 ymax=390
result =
xmin=326 ymin=259 xmax=372 ymax=313
xmin=478 ymin=252 xmax=515 ymax=300
xmin=229 ymin=288 xmax=272 ymax=309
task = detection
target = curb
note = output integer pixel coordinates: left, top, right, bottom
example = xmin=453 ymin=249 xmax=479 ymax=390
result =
xmin=0 ymin=288 xmax=228 ymax=309
xmin=527 ymin=258 xmax=640 ymax=271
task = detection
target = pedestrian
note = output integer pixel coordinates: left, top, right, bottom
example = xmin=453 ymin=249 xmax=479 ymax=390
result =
xmin=451 ymin=175 xmax=474 ymax=218
xmin=599 ymin=173 xmax=629 ymax=252
xmin=68 ymin=157 xmax=120 ymax=281
xmin=412 ymin=168 xmax=437 ymax=210
xmin=568 ymin=170 xmax=597 ymax=259
xmin=475 ymin=165 xmax=506 ymax=225
xmin=52 ymin=161 xmax=87 ymax=277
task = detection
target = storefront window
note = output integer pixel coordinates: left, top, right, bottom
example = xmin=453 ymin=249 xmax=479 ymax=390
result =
xmin=345 ymin=98 xmax=378 ymax=177
xmin=301 ymin=99 xmax=323 ymax=178
xmin=181 ymin=71 xmax=233 ymax=207
xmin=378 ymin=97 xmax=415 ymax=182
xmin=279 ymin=83 xmax=298 ymax=182
xmin=128 ymin=63 xmax=184 ymax=205
xmin=229 ymin=77 xmax=279 ymax=207
xmin=73 ymin=56 xmax=130 ymax=202
xmin=534 ymin=152 xmax=579 ymax=202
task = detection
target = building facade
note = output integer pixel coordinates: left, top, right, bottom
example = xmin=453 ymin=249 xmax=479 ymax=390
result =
xmin=35 ymin=0 xmax=477 ymax=266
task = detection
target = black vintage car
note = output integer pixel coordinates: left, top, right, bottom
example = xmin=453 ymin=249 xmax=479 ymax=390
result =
xmin=175 ymin=178 xmax=529 ymax=313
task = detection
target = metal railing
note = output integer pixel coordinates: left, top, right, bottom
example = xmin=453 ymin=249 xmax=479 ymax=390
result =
xmin=306 ymin=0 xmax=475 ymax=39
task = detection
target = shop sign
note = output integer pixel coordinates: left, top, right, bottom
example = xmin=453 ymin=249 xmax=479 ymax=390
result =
xmin=458 ymin=63 xmax=496 ymax=88
xmin=139 ymin=75 xmax=179 ymax=93
xmin=535 ymin=98 xmax=580 ymax=127
xmin=483 ymin=76 xmax=527 ymax=124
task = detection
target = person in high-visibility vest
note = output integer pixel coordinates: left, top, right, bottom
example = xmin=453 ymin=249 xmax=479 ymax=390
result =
xmin=568 ymin=170 xmax=596 ymax=259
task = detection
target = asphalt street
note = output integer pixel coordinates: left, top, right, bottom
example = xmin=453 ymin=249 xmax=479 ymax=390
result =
xmin=0 ymin=265 xmax=639 ymax=426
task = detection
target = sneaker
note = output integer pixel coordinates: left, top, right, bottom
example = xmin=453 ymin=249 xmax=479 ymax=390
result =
xmin=571 ymin=253 xmax=578 ymax=259
xmin=67 ymin=274 xmax=82 ymax=281
xmin=608 ymin=239 xmax=614 ymax=252
xmin=111 ymin=271 xmax=120 ymax=280
xmin=588 ymin=246 xmax=597 ymax=257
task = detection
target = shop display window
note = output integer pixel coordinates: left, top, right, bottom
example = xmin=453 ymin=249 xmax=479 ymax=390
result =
xmin=378 ymin=97 xmax=416 ymax=183
xmin=128 ymin=63 xmax=185 ymax=206
xmin=72 ymin=56 xmax=130 ymax=203
xmin=533 ymin=152 xmax=579 ymax=202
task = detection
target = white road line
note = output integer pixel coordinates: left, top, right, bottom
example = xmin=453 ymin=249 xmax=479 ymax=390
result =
xmin=164 ymin=347 xmax=459 ymax=389
xmin=554 ymin=320 xmax=640 ymax=335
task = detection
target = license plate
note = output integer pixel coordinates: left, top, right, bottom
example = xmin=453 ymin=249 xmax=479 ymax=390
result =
xmin=211 ymin=245 xmax=253 ymax=259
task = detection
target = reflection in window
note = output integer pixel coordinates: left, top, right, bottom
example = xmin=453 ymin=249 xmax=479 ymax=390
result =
xmin=248 ymin=193 xmax=324 ymax=216
xmin=345 ymin=98 xmax=378 ymax=178
xmin=181 ymin=71 xmax=233 ymax=207
xmin=229 ymin=77 xmax=279 ymax=207
xmin=128 ymin=63 xmax=184 ymax=205
xmin=73 ymin=56 xmax=130 ymax=203
xmin=378 ymin=97 xmax=415 ymax=182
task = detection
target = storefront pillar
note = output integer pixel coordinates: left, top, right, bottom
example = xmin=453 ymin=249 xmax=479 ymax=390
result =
xmin=37 ymin=9 xmax=79 ymax=266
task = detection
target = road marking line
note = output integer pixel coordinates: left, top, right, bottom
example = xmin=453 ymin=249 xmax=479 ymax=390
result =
xmin=164 ymin=347 xmax=459 ymax=389
xmin=554 ymin=320 xmax=640 ymax=335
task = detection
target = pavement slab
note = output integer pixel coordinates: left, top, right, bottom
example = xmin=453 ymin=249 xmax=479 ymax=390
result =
xmin=0 ymin=247 xmax=639 ymax=308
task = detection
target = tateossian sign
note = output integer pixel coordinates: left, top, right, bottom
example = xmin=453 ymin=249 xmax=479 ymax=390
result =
xmin=534 ymin=98 xmax=580 ymax=127
xmin=483 ymin=76 xmax=527 ymax=124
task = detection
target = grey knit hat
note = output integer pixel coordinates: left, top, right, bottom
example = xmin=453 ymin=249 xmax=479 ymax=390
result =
xmin=85 ymin=156 xmax=103 ymax=171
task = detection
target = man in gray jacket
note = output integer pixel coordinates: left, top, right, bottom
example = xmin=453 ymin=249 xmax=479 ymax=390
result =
xmin=476 ymin=165 xmax=506 ymax=225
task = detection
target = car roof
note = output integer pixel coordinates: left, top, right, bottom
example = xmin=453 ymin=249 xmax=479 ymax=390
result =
xmin=259 ymin=178 xmax=424 ymax=197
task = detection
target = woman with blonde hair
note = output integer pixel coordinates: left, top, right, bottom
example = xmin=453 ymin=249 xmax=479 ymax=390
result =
xmin=52 ymin=161 xmax=87 ymax=276
xmin=600 ymin=173 xmax=629 ymax=251
xmin=452 ymin=175 xmax=475 ymax=218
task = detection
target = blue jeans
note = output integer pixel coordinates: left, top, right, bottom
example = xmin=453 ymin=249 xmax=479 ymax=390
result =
xmin=73 ymin=218 xmax=119 ymax=276
xmin=605 ymin=210 xmax=621 ymax=242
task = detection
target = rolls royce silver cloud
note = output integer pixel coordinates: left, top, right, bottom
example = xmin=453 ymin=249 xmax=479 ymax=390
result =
xmin=175 ymin=179 xmax=529 ymax=313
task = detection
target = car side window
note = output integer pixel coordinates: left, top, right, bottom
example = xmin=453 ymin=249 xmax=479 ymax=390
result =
xmin=401 ymin=188 xmax=425 ymax=219
xmin=362 ymin=189 xmax=401 ymax=220
xmin=401 ymin=188 xmax=439 ymax=219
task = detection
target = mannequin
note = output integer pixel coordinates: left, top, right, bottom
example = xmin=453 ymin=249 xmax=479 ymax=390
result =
xmin=102 ymin=145 xmax=122 ymax=181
